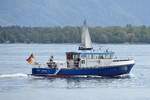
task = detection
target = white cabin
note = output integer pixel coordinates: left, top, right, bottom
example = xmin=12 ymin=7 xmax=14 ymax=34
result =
xmin=66 ymin=51 xmax=115 ymax=68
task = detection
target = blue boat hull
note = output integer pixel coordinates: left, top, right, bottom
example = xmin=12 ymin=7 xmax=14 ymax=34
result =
xmin=32 ymin=64 xmax=134 ymax=77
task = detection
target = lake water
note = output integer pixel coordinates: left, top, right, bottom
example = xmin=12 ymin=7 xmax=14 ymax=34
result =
xmin=0 ymin=44 xmax=150 ymax=100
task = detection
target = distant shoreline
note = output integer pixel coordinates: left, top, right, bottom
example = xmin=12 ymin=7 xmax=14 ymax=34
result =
xmin=1 ymin=25 xmax=150 ymax=44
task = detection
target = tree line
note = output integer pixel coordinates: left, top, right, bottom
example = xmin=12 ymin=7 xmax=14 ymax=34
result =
xmin=0 ymin=24 xmax=150 ymax=43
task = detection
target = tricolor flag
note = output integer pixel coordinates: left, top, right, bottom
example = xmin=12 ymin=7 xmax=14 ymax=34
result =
xmin=26 ymin=53 xmax=37 ymax=65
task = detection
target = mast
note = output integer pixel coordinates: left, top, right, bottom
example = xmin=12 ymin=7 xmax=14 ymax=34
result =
xmin=79 ymin=20 xmax=93 ymax=50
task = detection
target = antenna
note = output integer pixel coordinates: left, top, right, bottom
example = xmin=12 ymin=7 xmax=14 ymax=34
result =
xmin=83 ymin=19 xmax=87 ymax=26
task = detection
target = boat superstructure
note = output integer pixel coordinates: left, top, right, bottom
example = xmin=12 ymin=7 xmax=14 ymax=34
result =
xmin=66 ymin=51 xmax=134 ymax=68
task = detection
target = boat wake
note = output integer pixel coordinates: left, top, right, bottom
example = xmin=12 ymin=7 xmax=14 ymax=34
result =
xmin=113 ymin=73 xmax=137 ymax=79
xmin=0 ymin=73 xmax=136 ymax=79
xmin=0 ymin=73 xmax=28 ymax=78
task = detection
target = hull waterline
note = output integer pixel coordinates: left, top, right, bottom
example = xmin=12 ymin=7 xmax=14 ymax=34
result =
xmin=32 ymin=64 xmax=134 ymax=78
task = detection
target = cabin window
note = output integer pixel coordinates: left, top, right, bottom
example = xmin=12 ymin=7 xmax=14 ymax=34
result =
xmin=73 ymin=54 xmax=80 ymax=60
xmin=73 ymin=55 xmax=77 ymax=59
xmin=110 ymin=54 xmax=113 ymax=58
xmin=88 ymin=55 xmax=91 ymax=59
xmin=105 ymin=54 xmax=111 ymax=59
xmin=91 ymin=54 xmax=93 ymax=59
xmin=81 ymin=54 xmax=86 ymax=58
xmin=86 ymin=54 xmax=90 ymax=59
xmin=93 ymin=55 xmax=96 ymax=59
xmin=96 ymin=55 xmax=99 ymax=59
xmin=99 ymin=55 xmax=103 ymax=59
xmin=81 ymin=60 xmax=85 ymax=64
xmin=94 ymin=55 xmax=97 ymax=59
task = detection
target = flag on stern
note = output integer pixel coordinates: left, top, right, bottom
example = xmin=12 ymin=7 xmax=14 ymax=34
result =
xmin=26 ymin=53 xmax=39 ymax=65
